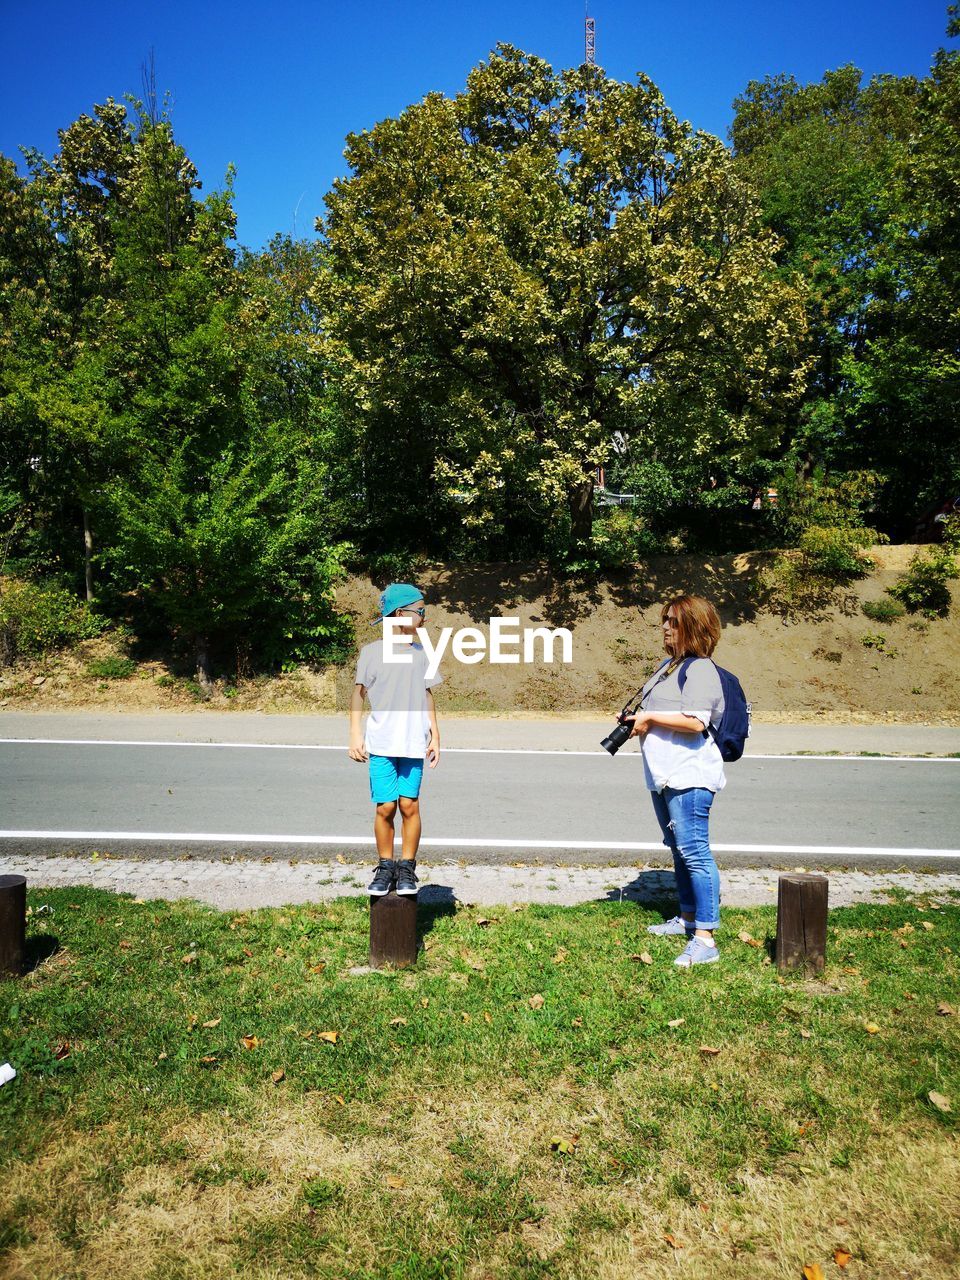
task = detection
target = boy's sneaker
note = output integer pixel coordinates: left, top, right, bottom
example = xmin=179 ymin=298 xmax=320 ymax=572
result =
xmin=395 ymin=859 xmax=419 ymax=896
xmin=367 ymin=858 xmax=395 ymax=896
xmin=647 ymin=915 xmax=695 ymax=936
xmin=674 ymin=936 xmax=719 ymax=967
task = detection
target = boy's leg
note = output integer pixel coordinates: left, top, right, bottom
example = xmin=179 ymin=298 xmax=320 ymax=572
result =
xmin=374 ymin=801 xmax=398 ymax=858
xmin=395 ymin=758 xmax=425 ymax=895
xmin=397 ymin=796 xmax=421 ymax=857
xmin=369 ymin=755 xmax=401 ymax=858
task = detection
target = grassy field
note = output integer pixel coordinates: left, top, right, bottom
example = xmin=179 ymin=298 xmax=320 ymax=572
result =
xmin=1 ymin=885 xmax=958 ymax=1279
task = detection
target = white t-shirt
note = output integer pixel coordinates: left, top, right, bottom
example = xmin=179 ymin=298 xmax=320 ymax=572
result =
xmin=354 ymin=638 xmax=442 ymax=759
xmin=637 ymin=656 xmax=726 ymax=794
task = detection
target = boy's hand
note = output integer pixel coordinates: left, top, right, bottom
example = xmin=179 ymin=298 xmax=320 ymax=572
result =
xmin=348 ymin=738 xmax=369 ymax=762
xmin=426 ymin=733 xmax=440 ymax=768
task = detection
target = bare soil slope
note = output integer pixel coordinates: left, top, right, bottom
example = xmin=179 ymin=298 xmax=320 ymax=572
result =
xmin=3 ymin=546 xmax=956 ymax=724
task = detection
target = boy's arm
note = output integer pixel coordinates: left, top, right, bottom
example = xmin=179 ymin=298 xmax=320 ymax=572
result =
xmin=348 ymin=683 xmax=369 ymax=761
xmin=425 ymin=688 xmax=440 ymax=767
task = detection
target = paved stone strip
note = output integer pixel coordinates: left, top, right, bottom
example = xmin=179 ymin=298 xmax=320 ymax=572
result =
xmin=1 ymin=854 xmax=957 ymax=912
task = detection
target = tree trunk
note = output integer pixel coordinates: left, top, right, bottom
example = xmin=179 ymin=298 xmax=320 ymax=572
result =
xmin=82 ymin=506 xmax=94 ymax=602
xmin=194 ymin=637 xmax=213 ymax=689
xmin=568 ymin=475 xmax=595 ymax=545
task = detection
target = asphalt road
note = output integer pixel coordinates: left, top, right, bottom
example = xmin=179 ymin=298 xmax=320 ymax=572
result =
xmin=2 ymin=735 xmax=958 ymax=870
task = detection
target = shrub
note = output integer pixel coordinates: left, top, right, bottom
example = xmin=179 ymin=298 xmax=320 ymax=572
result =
xmin=798 ymin=525 xmax=876 ymax=582
xmin=862 ymin=598 xmax=906 ymax=623
xmin=590 ymin=507 xmax=659 ymax=570
xmin=0 ymin=578 xmax=106 ymax=664
xmin=887 ymin=547 xmax=958 ymax=617
xmin=85 ymin=656 xmax=137 ymax=679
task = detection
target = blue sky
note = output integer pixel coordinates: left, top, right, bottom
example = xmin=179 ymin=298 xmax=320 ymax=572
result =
xmin=0 ymin=1 xmax=952 ymax=252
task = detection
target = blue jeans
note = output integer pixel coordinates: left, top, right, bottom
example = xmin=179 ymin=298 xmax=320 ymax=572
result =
xmin=650 ymin=786 xmax=721 ymax=930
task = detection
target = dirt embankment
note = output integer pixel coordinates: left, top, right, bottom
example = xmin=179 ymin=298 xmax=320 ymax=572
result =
xmin=2 ymin=546 xmax=958 ymax=724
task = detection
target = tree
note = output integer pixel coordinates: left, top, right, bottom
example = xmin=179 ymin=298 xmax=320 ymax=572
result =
xmin=314 ymin=45 xmax=809 ymax=557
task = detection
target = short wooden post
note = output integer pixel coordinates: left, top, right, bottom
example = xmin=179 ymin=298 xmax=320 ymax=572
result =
xmin=0 ymin=874 xmax=27 ymax=979
xmin=369 ymin=891 xmax=418 ymax=969
xmin=776 ymin=873 xmax=828 ymax=974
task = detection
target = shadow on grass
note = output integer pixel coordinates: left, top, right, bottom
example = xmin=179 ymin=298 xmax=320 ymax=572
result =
xmin=21 ymin=932 xmax=61 ymax=974
xmin=415 ymin=884 xmax=457 ymax=950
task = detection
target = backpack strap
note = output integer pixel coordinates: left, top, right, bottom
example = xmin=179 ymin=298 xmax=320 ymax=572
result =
xmin=677 ymin=656 xmax=713 ymax=740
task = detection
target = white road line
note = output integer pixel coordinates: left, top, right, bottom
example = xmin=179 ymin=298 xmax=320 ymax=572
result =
xmin=0 ymin=830 xmax=958 ymax=858
xmin=0 ymin=738 xmax=957 ymax=763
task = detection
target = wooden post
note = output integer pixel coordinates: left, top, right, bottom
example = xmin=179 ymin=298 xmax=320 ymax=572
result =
xmin=0 ymin=874 xmax=27 ymax=979
xmin=776 ymin=873 xmax=828 ymax=974
xmin=369 ymin=890 xmax=418 ymax=969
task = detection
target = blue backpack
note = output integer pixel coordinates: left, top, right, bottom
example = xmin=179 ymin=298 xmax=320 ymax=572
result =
xmin=677 ymin=657 xmax=751 ymax=762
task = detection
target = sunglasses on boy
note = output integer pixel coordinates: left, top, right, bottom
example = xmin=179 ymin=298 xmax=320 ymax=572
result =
xmin=395 ymin=606 xmax=426 ymax=618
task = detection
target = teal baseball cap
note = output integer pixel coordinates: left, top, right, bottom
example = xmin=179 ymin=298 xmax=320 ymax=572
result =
xmin=375 ymin=582 xmax=424 ymax=621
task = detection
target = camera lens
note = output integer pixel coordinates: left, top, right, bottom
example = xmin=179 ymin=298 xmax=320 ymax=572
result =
xmin=600 ymin=721 xmax=633 ymax=756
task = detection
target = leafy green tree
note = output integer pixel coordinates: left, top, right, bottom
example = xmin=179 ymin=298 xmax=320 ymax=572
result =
xmin=314 ymin=45 xmax=809 ymax=557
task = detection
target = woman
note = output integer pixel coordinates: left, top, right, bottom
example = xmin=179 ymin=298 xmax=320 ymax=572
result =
xmin=626 ymin=594 xmax=726 ymax=967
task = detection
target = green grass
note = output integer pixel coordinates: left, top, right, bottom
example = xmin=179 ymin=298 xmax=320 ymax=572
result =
xmin=1 ymin=888 xmax=958 ymax=1278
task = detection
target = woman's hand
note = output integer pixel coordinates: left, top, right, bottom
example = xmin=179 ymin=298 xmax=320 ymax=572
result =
xmin=625 ymin=714 xmax=650 ymax=740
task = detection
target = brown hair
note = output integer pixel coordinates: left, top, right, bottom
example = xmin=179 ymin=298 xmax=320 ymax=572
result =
xmin=661 ymin=595 xmax=721 ymax=658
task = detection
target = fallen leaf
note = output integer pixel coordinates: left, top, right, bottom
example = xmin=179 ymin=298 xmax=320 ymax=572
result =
xmin=550 ymin=1134 xmax=580 ymax=1155
xmin=319 ymin=1030 xmax=339 ymax=1044
xmin=271 ymin=1068 xmax=285 ymax=1084
xmin=699 ymin=1045 xmax=721 ymax=1056
xmin=476 ymin=917 xmax=498 ymax=927
xmin=528 ymin=994 xmax=545 ymax=1010
xmin=53 ymin=1042 xmax=70 ymax=1060
xmin=571 ymin=1016 xmax=583 ymax=1027
xmin=181 ymin=953 xmax=197 ymax=965
xmin=799 ymin=1028 xmax=813 ymax=1039
xmin=308 ymin=962 xmax=326 ymax=974
xmin=385 ymin=1175 xmax=406 ymax=1189
xmin=834 ymin=1247 xmax=852 ymax=1268
xmin=389 ymin=1017 xmax=408 ymax=1027
xmin=921 ymin=921 xmax=935 ymax=931
xmin=551 ymin=947 xmax=568 ymax=965
xmin=737 ymin=930 xmax=754 ymax=943
xmin=420 ymin=998 xmax=430 ymax=1008
xmin=157 ymin=1051 xmax=168 ymax=1061
xmin=202 ymin=1017 xmax=221 ymax=1029
xmin=274 ymin=946 xmax=284 ymax=957
xmin=863 ymin=1021 xmax=881 ymax=1034
xmin=667 ymin=1018 xmax=685 ymax=1028
xmin=709 ymin=1082 xmax=719 ymax=1091
xmin=241 ymin=1035 xmax=261 ymax=1051
xmin=200 ymin=1054 xmax=218 ymax=1065
xmin=483 ymin=1011 xmax=492 ymax=1024
xmin=334 ymin=1094 xmax=345 ymax=1106
xmin=461 ymin=1011 xmax=472 ymax=1023
xmin=664 ymin=1234 xmax=684 ymax=1250
xmin=242 ymin=947 xmax=253 ymax=958
xmin=936 ymin=1002 xmax=955 ymax=1016
xmin=632 ymin=952 xmax=654 ymax=965
xmin=336 ymin=854 xmax=346 ymax=864
xmin=118 ymin=939 xmax=132 ymax=951
xmin=928 ymin=1090 xmax=952 ymax=1113
xmin=802 ymin=1265 xmax=825 ymax=1280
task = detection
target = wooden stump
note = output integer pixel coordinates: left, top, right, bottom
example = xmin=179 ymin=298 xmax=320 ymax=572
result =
xmin=0 ymin=874 xmax=27 ymax=979
xmin=369 ymin=891 xmax=418 ymax=969
xmin=776 ymin=873 xmax=828 ymax=974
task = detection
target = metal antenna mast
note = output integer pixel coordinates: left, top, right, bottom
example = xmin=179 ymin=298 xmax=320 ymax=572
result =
xmin=585 ymin=6 xmax=596 ymax=65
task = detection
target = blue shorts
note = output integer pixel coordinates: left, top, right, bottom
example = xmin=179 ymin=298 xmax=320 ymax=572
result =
xmin=368 ymin=754 xmax=424 ymax=804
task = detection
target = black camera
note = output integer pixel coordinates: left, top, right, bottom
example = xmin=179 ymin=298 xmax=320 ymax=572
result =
xmin=600 ymin=712 xmax=635 ymax=756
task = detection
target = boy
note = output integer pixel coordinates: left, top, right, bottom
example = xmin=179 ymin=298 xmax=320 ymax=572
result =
xmin=348 ymin=583 xmax=441 ymax=896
